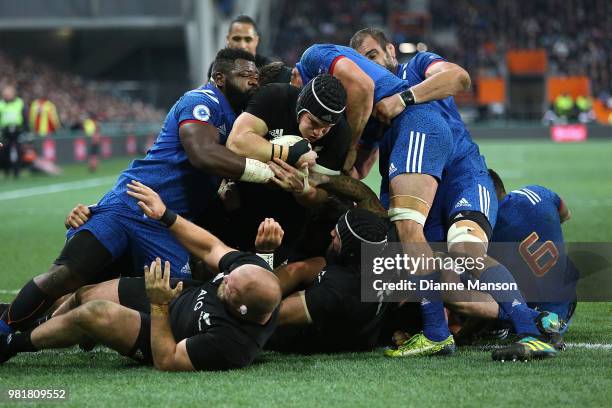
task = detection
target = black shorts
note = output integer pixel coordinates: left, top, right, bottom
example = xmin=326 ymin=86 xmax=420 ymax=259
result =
xmin=118 ymin=277 xmax=202 ymax=364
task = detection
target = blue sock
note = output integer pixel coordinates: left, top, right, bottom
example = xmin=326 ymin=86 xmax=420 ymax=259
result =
xmin=415 ymin=272 xmax=450 ymax=342
xmin=0 ymin=319 xmax=13 ymax=335
xmin=497 ymin=304 xmax=510 ymax=322
xmin=480 ymin=264 xmax=540 ymax=335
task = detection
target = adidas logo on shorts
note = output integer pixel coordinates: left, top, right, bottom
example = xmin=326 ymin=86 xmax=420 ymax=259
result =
xmin=454 ymin=197 xmax=471 ymax=208
xmin=389 ymin=162 xmax=398 ymax=175
xmin=180 ymin=263 xmax=191 ymax=276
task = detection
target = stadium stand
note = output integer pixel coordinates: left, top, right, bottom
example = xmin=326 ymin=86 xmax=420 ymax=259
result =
xmin=271 ymin=0 xmax=611 ymax=107
xmin=429 ymin=0 xmax=611 ymax=101
xmin=270 ymin=0 xmax=391 ymax=64
xmin=0 ymin=51 xmax=163 ymax=128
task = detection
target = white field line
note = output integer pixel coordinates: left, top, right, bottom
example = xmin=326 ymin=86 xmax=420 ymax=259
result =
xmin=565 ymin=343 xmax=612 ymax=350
xmin=1 ymin=286 xmax=612 ymax=351
xmin=0 ymin=176 xmax=116 ymax=201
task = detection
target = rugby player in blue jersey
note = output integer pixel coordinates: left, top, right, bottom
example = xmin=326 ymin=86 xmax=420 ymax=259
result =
xmin=0 ymin=48 xmax=275 ymax=334
xmin=349 ymin=28 xmax=471 ymax=178
xmin=295 ymin=43 xmax=562 ymax=360
xmin=488 ymin=170 xmax=576 ymax=334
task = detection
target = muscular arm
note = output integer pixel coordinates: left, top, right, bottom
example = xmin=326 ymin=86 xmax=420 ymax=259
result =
xmin=315 ymin=174 xmax=386 ymax=217
xmin=278 ymin=292 xmax=312 ymax=325
xmin=374 ymin=60 xmax=471 ymax=123
xmin=332 ymin=58 xmax=375 ymax=147
xmin=179 ymin=122 xmax=245 ymax=179
xmin=226 ymin=112 xmax=273 ymax=162
xmin=410 ymin=61 xmax=471 ymax=104
xmin=168 ymin=216 xmax=233 ymax=272
xmin=273 ymin=257 xmax=325 ymax=296
xmin=150 ymin=305 xmax=195 ymax=371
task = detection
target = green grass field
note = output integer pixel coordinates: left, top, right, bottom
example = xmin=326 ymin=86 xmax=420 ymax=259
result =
xmin=1 ymin=140 xmax=611 ymax=407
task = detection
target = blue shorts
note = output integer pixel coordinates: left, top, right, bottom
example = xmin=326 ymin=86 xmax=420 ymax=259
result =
xmin=379 ymin=106 xmax=497 ymax=242
xmin=66 ymin=191 xmax=191 ymax=279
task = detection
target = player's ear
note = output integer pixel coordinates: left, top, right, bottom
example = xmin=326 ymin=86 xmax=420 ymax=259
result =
xmin=386 ymin=43 xmax=396 ymax=59
xmin=213 ymin=72 xmax=226 ymax=88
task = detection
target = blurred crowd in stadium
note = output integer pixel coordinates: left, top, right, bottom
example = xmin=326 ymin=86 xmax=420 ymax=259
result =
xmin=0 ymin=51 xmax=163 ymax=130
xmin=272 ymin=0 xmax=611 ymax=120
xmin=429 ymin=0 xmax=610 ymax=95
xmin=0 ymin=0 xmax=610 ymax=179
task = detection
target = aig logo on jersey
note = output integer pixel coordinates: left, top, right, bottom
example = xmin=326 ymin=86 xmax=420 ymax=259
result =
xmin=269 ymin=129 xmax=284 ymax=139
xmin=193 ymin=104 xmax=211 ymax=122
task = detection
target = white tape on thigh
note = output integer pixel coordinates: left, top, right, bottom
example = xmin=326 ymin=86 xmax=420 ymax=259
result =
xmin=447 ymin=223 xmax=488 ymax=251
xmin=388 ymin=207 xmax=427 ymax=225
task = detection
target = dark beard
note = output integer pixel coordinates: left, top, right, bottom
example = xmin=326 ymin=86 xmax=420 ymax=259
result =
xmin=225 ymin=80 xmax=254 ymax=112
xmin=325 ymin=245 xmax=340 ymax=265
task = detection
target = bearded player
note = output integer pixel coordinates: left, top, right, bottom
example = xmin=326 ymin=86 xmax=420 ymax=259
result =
xmin=349 ymin=28 xmax=470 ymax=178
xmin=0 ymin=48 xmax=273 ymax=335
xmin=295 ymin=44 xmax=562 ymax=361
xmin=1 ymin=184 xmax=281 ymax=371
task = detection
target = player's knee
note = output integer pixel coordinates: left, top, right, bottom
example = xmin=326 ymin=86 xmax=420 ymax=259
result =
xmin=74 ymin=300 xmax=114 ymax=328
xmin=35 ymin=264 xmax=85 ymax=298
xmin=447 ymin=211 xmax=492 ymax=257
xmin=74 ymin=284 xmax=98 ymax=306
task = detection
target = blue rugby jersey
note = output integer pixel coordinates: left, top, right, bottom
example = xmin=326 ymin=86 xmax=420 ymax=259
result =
xmin=297 ymin=44 xmax=409 ymax=103
xmin=112 ymin=83 xmax=236 ymax=220
xmin=491 ymin=185 xmax=576 ymax=306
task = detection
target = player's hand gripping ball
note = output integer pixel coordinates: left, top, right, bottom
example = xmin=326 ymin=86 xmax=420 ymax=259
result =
xmin=271 ymin=135 xmax=317 ymax=168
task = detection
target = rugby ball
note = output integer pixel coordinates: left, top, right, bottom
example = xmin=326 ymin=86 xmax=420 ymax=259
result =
xmin=270 ymin=134 xmax=306 ymax=146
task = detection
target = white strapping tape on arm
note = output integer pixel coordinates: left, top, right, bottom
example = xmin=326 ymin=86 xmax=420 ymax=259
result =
xmin=388 ymin=207 xmax=427 ymax=225
xmin=239 ymin=158 xmax=274 ymax=183
xmin=447 ymin=224 xmax=488 ymax=245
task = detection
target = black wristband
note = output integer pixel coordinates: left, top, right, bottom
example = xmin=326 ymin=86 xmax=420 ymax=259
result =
xmin=286 ymin=139 xmax=310 ymax=166
xmin=160 ymin=208 xmax=178 ymax=227
xmin=399 ymin=88 xmax=416 ymax=106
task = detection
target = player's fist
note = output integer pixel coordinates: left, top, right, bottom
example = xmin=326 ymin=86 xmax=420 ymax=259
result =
xmin=65 ymin=204 xmax=92 ymax=229
xmin=255 ymin=218 xmax=284 ymax=253
xmin=127 ymin=180 xmax=167 ymax=220
xmin=373 ymin=93 xmax=405 ymax=124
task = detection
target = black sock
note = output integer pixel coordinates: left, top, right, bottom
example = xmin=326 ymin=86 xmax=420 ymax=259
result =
xmin=17 ymin=314 xmax=53 ymax=332
xmin=2 ymin=279 xmax=55 ymax=331
xmin=8 ymin=331 xmax=38 ymax=353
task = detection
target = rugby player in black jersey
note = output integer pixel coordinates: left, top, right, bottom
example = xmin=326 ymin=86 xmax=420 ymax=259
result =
xmin=267 ymin=208 xmax=391 ymax=353
xmin=208 ymin=73 xmax=352 ymax=263
xmin=0 ymin=181 xmax=282 ymax=371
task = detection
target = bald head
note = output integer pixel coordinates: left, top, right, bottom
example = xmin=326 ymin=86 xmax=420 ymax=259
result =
xmin=218 ymin=264 xmax=282 ymax=323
